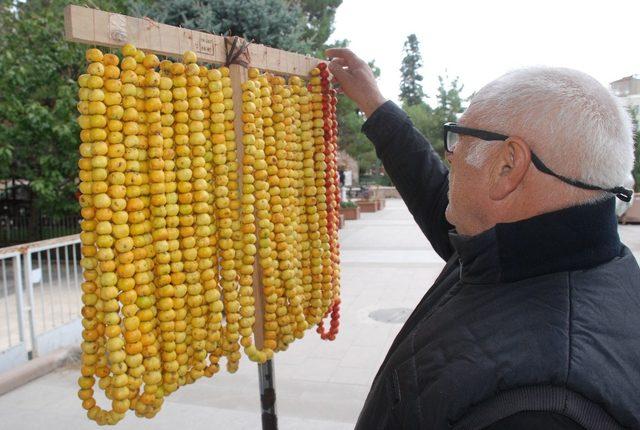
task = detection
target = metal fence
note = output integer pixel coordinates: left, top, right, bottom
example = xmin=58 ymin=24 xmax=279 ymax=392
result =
xmin=0 ymin=215 xmax=80 ymax=248
xmin=0 ymin=250 xmax=27 ymax=373
xmin=0 ymin=235 xmax=82 ymax=372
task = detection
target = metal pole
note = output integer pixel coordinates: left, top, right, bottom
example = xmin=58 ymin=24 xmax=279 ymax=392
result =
xmin=14 ymin=254 xmax=26 ymax=347
xmin=24 ymin=251 xmax=38 ymax=358
xmin=258 ymin=360 xmax=278 ymax=430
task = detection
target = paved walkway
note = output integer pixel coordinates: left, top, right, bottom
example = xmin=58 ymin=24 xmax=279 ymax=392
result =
xmin=0 ymin=199 xmax=639 ymax=430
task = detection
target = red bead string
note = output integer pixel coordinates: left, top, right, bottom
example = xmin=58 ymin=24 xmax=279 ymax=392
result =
xmin=315 ymin=62 xmax=341 ymax=341
xmin=316 ymin=297 xmax=341 ymax=340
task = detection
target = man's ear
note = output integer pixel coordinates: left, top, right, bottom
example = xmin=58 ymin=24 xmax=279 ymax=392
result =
xmin=488 ymin=136 xmax=531 ymax=201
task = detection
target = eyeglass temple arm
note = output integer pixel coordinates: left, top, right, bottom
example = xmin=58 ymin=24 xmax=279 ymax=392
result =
xmin=530 ymin=153 xmax=633 ymax=202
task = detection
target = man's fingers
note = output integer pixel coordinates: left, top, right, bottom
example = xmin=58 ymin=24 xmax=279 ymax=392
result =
xmin=325 ymin=48 xmax=360 ymax=66
xmin=328 ymin=59 xmax=351 ymax=83
xmin=331 ymin=57 xmax=348 ymax=67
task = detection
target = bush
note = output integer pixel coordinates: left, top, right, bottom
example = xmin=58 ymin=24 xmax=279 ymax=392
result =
xmin=340 ymin=201 xmax=357 ymax=209
xmin=360 ymin=174 xmax=392 ymax=186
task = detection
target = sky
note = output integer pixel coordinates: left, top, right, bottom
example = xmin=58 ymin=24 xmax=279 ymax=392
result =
xmin=329 ymin=0 xmax=640 ymax=106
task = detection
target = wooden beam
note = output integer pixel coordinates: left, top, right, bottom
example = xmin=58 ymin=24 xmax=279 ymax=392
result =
xmin=64 ymin=5 xmax=324 ymax=76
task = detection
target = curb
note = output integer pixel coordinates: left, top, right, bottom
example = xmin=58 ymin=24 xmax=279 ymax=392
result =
xmin=0 ymin=347 xmax=79 ymax=396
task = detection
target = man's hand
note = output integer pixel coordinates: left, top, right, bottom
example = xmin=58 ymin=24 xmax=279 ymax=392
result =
xmin=325 ymin=48 xmax=387 ymax=117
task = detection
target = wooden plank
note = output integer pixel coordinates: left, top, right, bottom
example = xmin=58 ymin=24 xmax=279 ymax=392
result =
xmin=64 ymin=5 xmax=325 ymax=76
xmin=230 ymin=64 xmax=266 ymax=350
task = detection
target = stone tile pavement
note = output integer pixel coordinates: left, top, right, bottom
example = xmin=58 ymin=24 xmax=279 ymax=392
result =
xmin=0 ymin=199 xmax=638 ymax=430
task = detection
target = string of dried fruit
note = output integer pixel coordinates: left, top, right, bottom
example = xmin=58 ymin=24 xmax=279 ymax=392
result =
xmin=255 ymin=72 xmax=280 ymax=354
xmin=279 ymin=76 xmax=306 ymax=345
xmin=77 ymin=47 xmax=107 ymax=424
xmin=288 ymin=76 xmax=310 ymax=341
xmin=316 ymin=62 xmax=341 ymax=340
xmin=328 ymin=85 xmax=342 ymax=330
xmin=237 ymin=70 xmax=267 ymax=363
xmin=151 ymin=58 xmax=177 ymax=408
xmin=137 ymin=54 xmax=171 ymax=418
xmin=209 ymin=66 xmax=241 ymax=373
xmin=155 ymin=58 xmax=184 ymax=398
xmin=204 ymin=66 xmax=225 ymax=377
xmin=196 ymin=64 xmax=217 ymax=371
xmin=180 ymin=51 xmax=208 ymax=383
xmin=296 ymin=80 xmax=318 ymax=324
xmin=308 ymin=68 xmax=329 ymax=327
xmin=119 ymin=47 xmax=148 ymax=410
xmin=78 ymin=46 xmax=130 ymax=426
xmin=167 ymin=56 xmax=192 ymax=390
xmin=268 ymin=75 xmax=294 ymax=351
xmin=136 ymin=54 xmax=169 ymax=418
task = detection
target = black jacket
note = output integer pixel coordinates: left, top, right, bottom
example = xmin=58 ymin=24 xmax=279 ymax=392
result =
xmin=355 ymin=101 xmax=640 ymax=430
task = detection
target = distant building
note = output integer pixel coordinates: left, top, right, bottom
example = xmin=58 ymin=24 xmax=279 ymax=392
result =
xmin=610 ymin=75 xmax=640 ymax=119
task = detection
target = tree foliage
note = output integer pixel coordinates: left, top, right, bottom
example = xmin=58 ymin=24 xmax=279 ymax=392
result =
xmin=436 ymin=74 xmax=464 ymax=123
xmin=131 ymin=0 xmax=341 ymax=55
xmin=398 ymin=32 xmax=466 ymax=158
xmin=403 ymin=75 xmax=466 ymax=158
xmin=0 ymin=0 xmax=129 ymax=216
xmin=399 ymin=34 xmax=425 ymax=106
xmin=295 ymin=0 xmax=343 ymax=56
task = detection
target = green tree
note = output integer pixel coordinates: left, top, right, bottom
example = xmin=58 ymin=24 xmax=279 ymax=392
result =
xmin=0 ymin=0 xmax=130 ymax=218
xmin=132 ymin=0 xmax=316 ymax=54
xmin=435 ymin=74 xmax=464 ymax=122
xmin=399 ymin=34 xmax=425 ymax=106
xmin=295 ymin=0 xmax=343 ymax=55
xmin=403 ymin=75 xmax=465 ymax=158
xmin=403 ymin=102 xmax=444 ymax=155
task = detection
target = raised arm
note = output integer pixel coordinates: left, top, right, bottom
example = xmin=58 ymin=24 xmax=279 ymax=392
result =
xmin=327 ymin=48 xmax=454 ymax=260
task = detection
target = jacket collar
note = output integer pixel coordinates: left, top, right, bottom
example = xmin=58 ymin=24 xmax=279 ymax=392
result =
xmin=448 ymin=198 xmax=623 ymax=284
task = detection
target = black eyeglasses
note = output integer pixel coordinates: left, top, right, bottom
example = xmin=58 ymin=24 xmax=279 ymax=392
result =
xmin=443 ymin=122 xmax=633 ymax=202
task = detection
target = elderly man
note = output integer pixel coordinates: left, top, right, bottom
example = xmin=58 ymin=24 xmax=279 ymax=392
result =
xmin=326 ymin=48 xmax=640 ymax=430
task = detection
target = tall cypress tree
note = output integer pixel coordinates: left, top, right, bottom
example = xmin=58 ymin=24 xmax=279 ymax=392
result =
xmin=399 ymin=34 xmax=425 ymax=106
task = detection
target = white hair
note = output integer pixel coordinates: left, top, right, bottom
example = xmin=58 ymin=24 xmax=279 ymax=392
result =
xmin=463 ymin=67 xmax=635 ymax=192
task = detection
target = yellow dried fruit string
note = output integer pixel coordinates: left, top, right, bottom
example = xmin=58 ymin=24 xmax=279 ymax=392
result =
xmin=268 ymin=75 xmax=295 ymax=351
xmin=204 ymin=67 xmax=225 ymax=376
xmin=218 ymin=66 xmax=242 ymax=373
xmin=182 ymin=53 xmax=208 ymax=383
xmin=122 ymin=47 xmax=150 ymax=410
xmin=297 ymin=79 xmax=319 ymax=324
xmin=237 ymin=69 xmax=270 ymax=363
xmin=135 ymin=51 xmax=165 ymax=418
xmin=255 ymin=73 xmax=280 ymax=353
xmin=78 ymin=47 xmax=129 ymax=426
xmin=208 ymin=67 xmax=236 ymax=373
xmin=288 ymin=76 xmax=309 ymax=340
xmin=77 ymin=48 xmax=103 ymax=421
xmin=155 ymin=58 xmax=184 ymax=397
xmin=308 ymin=69 xmax=329 ymax=323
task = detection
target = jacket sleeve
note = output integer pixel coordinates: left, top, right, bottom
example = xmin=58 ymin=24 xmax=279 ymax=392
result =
xmin=482 ymin=411 xmax=585 ymax=430
xmin=361 ymin=101 xmax=454 ymax=260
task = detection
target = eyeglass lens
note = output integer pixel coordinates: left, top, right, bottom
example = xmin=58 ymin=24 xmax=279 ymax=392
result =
xmin=446 ymin=131 xmax=459 ymax=152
